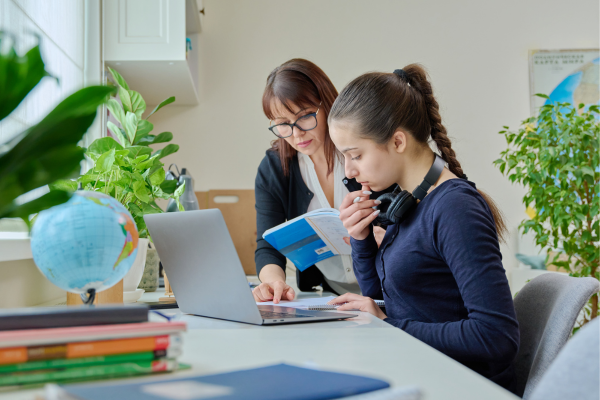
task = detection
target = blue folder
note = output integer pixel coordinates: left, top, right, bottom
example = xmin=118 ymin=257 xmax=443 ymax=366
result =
xmin=61 ymin=363 xmax=390 ymax=400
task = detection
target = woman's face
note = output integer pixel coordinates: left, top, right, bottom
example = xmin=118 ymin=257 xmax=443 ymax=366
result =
xmin=329 ymin=122 xmax=402 ymax=192
xmin=270 ymin=99 xmax=327 ymax=157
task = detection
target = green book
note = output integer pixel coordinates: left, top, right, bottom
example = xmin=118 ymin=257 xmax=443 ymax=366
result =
xmin=0 ymin=349 xmax=180 ymax=374
xmin=0 ymin=359 xmax=179 ymax=386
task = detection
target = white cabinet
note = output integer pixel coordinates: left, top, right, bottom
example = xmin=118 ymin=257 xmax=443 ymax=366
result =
xmin=103 ymin=0 xmax=201 ymax=105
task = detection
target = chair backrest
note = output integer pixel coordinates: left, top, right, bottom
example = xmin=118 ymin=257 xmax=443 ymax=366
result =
xmin=513 ymin=273 xmax=599 ymax=398
xmin=195 ymin=190 xmax=257 ymax=275
xmin=528 ymin=317 xmax=599 ymax=400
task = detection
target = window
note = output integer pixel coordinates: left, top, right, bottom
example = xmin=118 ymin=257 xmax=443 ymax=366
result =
xmin=0 ymin=0 xmax=103 ymax=255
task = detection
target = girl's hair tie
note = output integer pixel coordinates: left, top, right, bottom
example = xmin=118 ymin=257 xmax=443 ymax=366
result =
xmin=393 ymin=69 xmax=411 ymax=86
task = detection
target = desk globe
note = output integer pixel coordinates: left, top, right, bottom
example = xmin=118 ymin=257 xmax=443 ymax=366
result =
xmin=31 ymin=191 xmax=139 ymax=303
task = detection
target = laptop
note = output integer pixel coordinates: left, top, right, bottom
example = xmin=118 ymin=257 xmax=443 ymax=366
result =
xmin=144 ymin=209 xmax=356 ymax=325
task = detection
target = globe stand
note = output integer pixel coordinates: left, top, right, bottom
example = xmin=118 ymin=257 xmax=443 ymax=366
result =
xmin=67 ymin=280 xmax=123 ymax=305
xmin=80 ymin=288 xmax=96 ymax=305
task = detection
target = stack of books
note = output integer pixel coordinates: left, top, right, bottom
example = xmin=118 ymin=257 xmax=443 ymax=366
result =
xmin=0 ymin=306 xmax=187 ymax=389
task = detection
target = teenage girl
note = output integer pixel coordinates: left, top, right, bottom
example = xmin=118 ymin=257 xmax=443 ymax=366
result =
xmin=326 ymin=66 xmax=519 ymax=393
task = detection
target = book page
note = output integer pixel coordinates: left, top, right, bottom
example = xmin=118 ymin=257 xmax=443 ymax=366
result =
xmin=305 ymin=214 xmax=352 ymax=255
xmin=262 ymin=208 xmax=339 ymax=236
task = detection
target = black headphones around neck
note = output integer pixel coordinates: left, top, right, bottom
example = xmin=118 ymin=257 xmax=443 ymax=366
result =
xmin=375 ymin=155 xmax=446 ymax=226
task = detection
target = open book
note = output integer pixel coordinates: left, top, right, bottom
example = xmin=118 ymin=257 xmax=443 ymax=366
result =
xmin=262 ymin=208 xmax=352 ymax=272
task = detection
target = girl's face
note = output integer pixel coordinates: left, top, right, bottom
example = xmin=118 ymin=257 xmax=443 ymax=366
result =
xmin=270 ymin=99 xmax=327 ymax=157
xmin=329 ymin=122 xmax=403 ymax=192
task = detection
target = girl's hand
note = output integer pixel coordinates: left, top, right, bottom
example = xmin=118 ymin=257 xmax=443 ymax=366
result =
xmin=252 ymin=280 xmax=295 ymax=304
xmin=328 ymin=293 xmax=387 ymax=320
xmin=339 ymin=185 xmax=381 ymax=240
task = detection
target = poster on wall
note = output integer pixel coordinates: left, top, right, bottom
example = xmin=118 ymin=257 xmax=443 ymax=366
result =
xmin=529 ymin=49 xmax=599 ymax=115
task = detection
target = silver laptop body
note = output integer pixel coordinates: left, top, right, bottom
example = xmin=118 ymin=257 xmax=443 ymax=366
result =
xmin=144 ymin=209 xmax=356 ymax=325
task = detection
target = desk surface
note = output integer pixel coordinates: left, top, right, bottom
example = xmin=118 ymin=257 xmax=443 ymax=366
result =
xmin=0 ymin=278 xmax=519 ymax=400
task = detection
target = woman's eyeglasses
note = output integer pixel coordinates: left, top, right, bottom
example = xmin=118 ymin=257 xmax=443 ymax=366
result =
xmin=268 ymin=104 xmax=321 ymax=138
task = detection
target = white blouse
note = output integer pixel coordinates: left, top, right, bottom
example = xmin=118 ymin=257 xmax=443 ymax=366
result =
xmin=297 ymin=152 xmax=357 ymax=286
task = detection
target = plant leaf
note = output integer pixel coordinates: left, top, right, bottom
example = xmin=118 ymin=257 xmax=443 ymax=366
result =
xmin=136 ymin=155 xmax=160 ymax=171
xmin=49 ymin=179 xmax=78 ymax=192
xmin=0 ymin=145 xmax=84 ymax=214
xmin=153 ymin=131 xmax=173 ymax=144
xmin=128 ymin=202 xmax=143 ymax=217
xmin=132 ymin=154 xmax=150 ymax=165
xmin=153 ymin=144 xmax=179 ymax=160
xmin=135 ymin=134 xmax=156 ymax=145
xmin=107 ymin=66 xmax=130 ymax=90
xmin=119 ymin=86 xmax=132 ymax=113
xmin=146 ymin=96 xmax=175 ymax=120
xmin=128 ymin=90 xmax=146 ymax=119
xmin=149 ymin=168 xmax=165 ymax=186
xmin=106 ymin=98 xmax=125 ymax=126
xmin=127 ymin=146 xmax=153 ymax=159
xmin=174 ymin=181 xmax=186 ymax=198
xmin=88 ymin=137 xmax=123 ymax=155
xmin=133 ymin=180 xmax=150 ymax=203
xmin=123 ymin=111 xmax=138 ymax=144
xmin=133 ymin=119 xmax=154 ymax=144
xmin=0 ymin=42 xmax=50 ymax=121
xmin=160 ymin=179 xmax=177 ymax=194
xmin=580 ymin=166 xmax=594 ymax=177
xmin=95 ymin=148 xmax=116 ymax=173
xmin=0 ymin=190 xmax=71 ymax=222
xmin=142 ymin=202 xmax=162 ymax=214
xmin=107 ymin=121 xmax=127 ymax=146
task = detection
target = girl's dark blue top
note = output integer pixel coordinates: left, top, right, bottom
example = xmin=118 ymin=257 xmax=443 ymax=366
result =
xmin=351 ymin=179 xmax=519 ymax=393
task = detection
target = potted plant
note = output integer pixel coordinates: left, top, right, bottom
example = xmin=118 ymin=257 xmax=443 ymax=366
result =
xmin=495 ymin=96 xmax=599 ymax=330
xmin=55 ymin=68 xmax=185 ymax=297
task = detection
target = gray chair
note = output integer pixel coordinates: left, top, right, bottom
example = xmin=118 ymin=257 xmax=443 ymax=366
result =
xmin=528 ymin=317 xmax=599 ymax=400
xmin=513 ymin=273 xmax=599 ymax=398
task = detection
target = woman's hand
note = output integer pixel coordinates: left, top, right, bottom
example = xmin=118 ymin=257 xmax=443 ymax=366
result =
xmin=252 ymin=280 xmax=296 ymax=303
xmin=339 ymin=185 xmax=381 ymax=241
xmin=255 ymin=264 xmax=296 ymax=303
xmin=328 ymin=293 xmax=387 ymax=320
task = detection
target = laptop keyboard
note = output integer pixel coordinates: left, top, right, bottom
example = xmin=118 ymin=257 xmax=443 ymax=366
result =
xmin=260 ymin=311 xmax=314 ymax=319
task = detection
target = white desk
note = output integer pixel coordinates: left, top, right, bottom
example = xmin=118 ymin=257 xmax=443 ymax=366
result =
xmin=0 ymin=278 xmax=519 ymax=400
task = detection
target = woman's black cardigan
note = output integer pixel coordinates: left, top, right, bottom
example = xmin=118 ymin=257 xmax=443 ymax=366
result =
xmin=254 ymin=149 xmax=393 ymax=291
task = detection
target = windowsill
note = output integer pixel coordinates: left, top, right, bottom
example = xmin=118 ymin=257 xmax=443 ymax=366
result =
xmin=0 ymin=233 xmax=32 ymax=262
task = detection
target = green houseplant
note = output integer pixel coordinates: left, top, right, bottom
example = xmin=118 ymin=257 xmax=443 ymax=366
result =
xmin=0 ymin=33 xmax=113 ymax=225
xmin=68 ymin=68 xmax=185 ymax=239
xmin=495 ymin=96 xmax=599 ymax=329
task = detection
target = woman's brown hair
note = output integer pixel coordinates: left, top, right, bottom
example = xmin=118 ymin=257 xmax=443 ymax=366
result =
xmin=262 ymin=59 xmax=339 ymax=177
xmin=328 ymin=64 xmax=507 ymax=242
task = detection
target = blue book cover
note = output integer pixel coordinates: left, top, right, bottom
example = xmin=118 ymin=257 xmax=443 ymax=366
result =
xmin=59 ymin=363 xmax=391 ymax=400
xmin=262 ymin=208 xmax=352 ymax=271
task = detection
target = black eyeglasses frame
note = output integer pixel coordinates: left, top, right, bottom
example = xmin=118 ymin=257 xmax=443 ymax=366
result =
xmin=268 ymin=103 xmax=322 ymax=139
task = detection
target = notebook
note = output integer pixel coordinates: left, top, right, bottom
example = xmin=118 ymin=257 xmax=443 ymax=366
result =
xmin=54 ymin=363 xmax=391 ymax=400
xmin=307 ymin=300 xmax=385 ymax=311
xmin=258 ymin=296 xmax=385 ymax=311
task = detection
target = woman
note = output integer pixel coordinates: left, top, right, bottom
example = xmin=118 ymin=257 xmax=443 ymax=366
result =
xmin=253 ymin=59 xmax=392 ymax=303
xmin=326 ymin=66 xmax=520 ymax=393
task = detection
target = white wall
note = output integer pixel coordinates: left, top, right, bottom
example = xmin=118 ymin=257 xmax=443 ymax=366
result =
xmin=148 ymin=0 xmax=599 ymax=278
